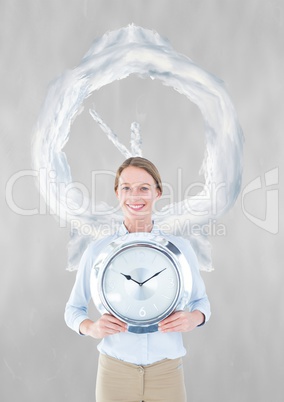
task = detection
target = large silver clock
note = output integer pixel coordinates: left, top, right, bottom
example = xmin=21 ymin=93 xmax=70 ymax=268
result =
xmin=90 ymin=233 xmax=192 ymax=333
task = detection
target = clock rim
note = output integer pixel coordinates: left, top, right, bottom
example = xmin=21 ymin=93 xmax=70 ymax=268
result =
xmin=91 ymin=233 xmax=193 ymax=328
xmin=101 ymin=243 xmax=181 ymax=326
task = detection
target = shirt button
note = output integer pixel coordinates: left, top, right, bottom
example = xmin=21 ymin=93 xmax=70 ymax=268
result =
xmin=138 ymin=367 xmax=144 ymax=374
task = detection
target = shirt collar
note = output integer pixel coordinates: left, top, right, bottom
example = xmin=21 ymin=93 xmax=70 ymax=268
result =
xmin=117 ymin=222 xmax=160 ymax=236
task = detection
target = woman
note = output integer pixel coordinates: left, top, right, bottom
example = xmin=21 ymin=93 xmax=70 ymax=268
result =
xmin=65 ymin=157 xmax=211 ymax=402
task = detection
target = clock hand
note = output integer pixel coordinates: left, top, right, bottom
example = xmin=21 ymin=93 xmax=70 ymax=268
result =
xmin=140 ymin=268 xmax=167 ymax=286
xmin=120 ymin=273 xmax=142 ymax=286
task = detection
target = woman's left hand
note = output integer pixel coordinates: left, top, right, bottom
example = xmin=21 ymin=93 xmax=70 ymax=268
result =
xmin=158 ymin=310 xmax=205 ymax=333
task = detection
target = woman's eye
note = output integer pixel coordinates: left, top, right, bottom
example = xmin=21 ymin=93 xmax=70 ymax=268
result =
xmin=141 ymin=187 xmax=150 ymax=192
xmin=122 ymin=187 xmax=130 ymax=191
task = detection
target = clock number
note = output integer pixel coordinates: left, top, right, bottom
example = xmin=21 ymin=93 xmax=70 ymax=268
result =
xmin=139 ymin=307 xmax=146 ymax=317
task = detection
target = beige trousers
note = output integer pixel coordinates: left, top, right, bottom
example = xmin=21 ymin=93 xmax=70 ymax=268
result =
xmin=96 ymin=353 xmax=187 ymax=402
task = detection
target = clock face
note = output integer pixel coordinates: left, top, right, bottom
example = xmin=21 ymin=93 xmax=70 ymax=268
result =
xmin=91 ymin=233 xmax=192 ymax=331
xmin=101 ymin=245 xmax=180 ymax=325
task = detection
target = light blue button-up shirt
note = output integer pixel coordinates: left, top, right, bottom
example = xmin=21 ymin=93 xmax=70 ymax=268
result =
xmin=64 ymin=224 xmax=211 ymax=365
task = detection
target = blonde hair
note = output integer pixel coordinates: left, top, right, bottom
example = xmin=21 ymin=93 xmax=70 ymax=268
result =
xmin=114 ymin=157 xmax=163 ymax=194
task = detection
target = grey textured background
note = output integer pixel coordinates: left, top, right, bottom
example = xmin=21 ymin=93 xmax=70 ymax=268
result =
xmin=1 ymin=1 xmax=283 ymax=401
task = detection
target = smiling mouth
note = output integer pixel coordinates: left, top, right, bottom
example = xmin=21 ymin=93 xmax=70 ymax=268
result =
xmin=126 ymin=204 xmax=145 ymax=211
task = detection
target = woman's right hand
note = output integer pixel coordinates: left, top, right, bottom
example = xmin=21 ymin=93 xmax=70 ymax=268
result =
xmin=79 ymin=314 xmax=128 ymax=339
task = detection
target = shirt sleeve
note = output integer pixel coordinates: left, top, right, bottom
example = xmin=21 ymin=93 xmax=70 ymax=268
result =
xmin=64 ymin=243 xmax=95 ymax=335
xmin=182 ymin=238 xmax=211 ymax=324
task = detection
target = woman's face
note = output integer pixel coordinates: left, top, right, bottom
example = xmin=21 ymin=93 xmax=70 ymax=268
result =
xmin=116 ymin=166 xmax=161 ymax=221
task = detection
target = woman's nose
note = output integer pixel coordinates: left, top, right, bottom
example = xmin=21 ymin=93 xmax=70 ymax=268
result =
xmin=130 ymin=187 xmax=140 ymax=196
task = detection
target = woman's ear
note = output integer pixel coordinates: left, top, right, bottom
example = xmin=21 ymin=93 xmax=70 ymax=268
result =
xmin=156 ymin=189 xmax=162 ymax=199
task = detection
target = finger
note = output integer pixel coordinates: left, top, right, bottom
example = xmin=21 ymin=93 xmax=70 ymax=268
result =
xmin=159 ymin=312 xmax=188 ymax=332
xmin=102 ymin=314 xmax=127 ymax=331
xmin=109 ymin=317 xmax=127 ymax=330
xmin=158 ymin=320 xmax=174 ymax=331
xmin=99 ymin=322 xmax=123 ymax=337
xmin=159 ymin=311 xmax=182 ymax=326
xmin=159 ymin=322 xmax=183 ymax=333
xmin=106 ymin=322 xmax=127 ymax=332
